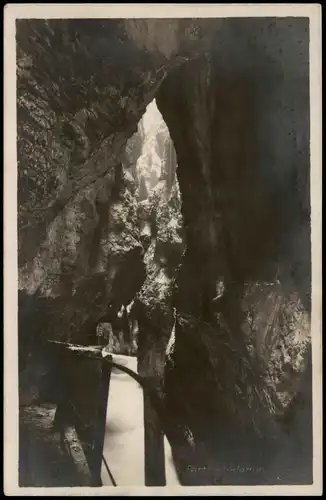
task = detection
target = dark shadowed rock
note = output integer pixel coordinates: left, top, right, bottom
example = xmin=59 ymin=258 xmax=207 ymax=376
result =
xmin=157 ymin=18 xmax=311 ymax=484
xmin=136 ymin=171 xmax=185 ymax=384
xmin=17 ymin=17 xmax=218 ymax=337
xmin=17 ymin=17 xmax=312 ymax=486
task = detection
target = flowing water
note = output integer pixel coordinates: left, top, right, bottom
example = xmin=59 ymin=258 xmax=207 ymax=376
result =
xmin=101 ymin=354 xmax=180 ymax=486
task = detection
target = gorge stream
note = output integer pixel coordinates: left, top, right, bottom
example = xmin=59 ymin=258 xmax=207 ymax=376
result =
xmin=101 ymin=354 xmax=180 ymax=487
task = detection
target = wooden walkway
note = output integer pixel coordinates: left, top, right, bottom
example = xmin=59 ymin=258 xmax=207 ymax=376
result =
xmin=19 ymin=343 xmax=179 ymax=487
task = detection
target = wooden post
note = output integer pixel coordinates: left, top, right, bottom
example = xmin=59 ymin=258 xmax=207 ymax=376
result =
xmin=89 ymin=354 xmax=112 ymax=486
xmin=137 ymin=339 xmax=167 ymax=487
xmin=143 ymin=376 xmax=166 ymax=487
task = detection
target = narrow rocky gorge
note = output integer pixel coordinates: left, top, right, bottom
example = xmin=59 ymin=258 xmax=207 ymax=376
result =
xmin=155 ymin=18 xmax=311 ymax=484
xmin=17 ymin=18 xmax=312 ymax=486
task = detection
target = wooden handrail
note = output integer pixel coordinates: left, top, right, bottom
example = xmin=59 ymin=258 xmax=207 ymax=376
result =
xmin=47 ymin=340 xmax=169 ymax=487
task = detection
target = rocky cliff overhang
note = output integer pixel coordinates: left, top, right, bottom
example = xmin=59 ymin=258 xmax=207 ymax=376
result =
xmin=17 ymin=17 xmax=312 ymax=484
xmin=17 ymin=19 xmax=220 ymax=347
xmin=156 ymin=18 xmax=311 ymax=483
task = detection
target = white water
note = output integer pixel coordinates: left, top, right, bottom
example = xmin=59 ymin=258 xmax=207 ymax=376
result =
xmin=101 ymin=354 xmax=180 ymax=487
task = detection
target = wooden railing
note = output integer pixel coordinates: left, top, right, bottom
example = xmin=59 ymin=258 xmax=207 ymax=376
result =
xmin=47 ymin=341 xmax=167 ymax=487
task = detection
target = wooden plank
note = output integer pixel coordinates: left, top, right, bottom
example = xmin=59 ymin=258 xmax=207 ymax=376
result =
xmin=143 ymin=391 xmax=166 ymax=486
xmin=61 ymin=425 xmax=93 ymax=486
xmin=89 ymin=355 xmax=112 ymax=486
xmin=137 ymin=345 xmax=167 ymax=487
xmin=48 ymin=342 xmax=110 ymax=486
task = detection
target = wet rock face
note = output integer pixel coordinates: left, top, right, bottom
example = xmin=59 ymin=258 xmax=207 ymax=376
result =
xmin=17 ymin=16 xmax=312 ymax=484
xmin=136 ymin=179 xmax=185 ymax=383
xmin=17 ymin=19 xmax=218 ymax=363
xmin=126 ymin=119 xmax=184 ymax=383
xmin=16 ymin=18 xmax=217 ymax=260
xmin=16 ymin=18 xmax=220 ymax=412
xmin=157 ymin=18 xmax=311 ymax=483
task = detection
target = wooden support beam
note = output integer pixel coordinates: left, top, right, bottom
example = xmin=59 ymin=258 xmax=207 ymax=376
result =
xmin=48 ymin=341 xmax=113 ymax=486
xmin=47 ymin=341 xmax=171 ymax=487
xmin=61 ymin=425 xmax=93 ymax=486
xmin=89 ymin=354 xmax=112 ymax=487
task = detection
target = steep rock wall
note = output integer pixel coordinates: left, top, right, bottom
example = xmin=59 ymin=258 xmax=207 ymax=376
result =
xmin=156 ymin=18 xmax=311 ymax=484
xmin=17 ymin=18 xmax=219 ymax=406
